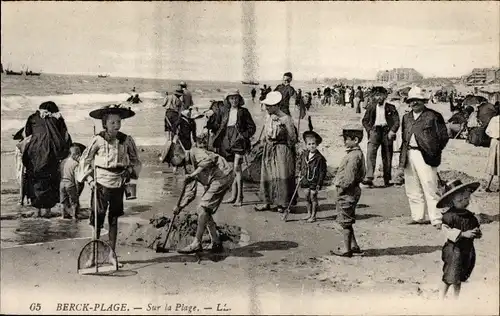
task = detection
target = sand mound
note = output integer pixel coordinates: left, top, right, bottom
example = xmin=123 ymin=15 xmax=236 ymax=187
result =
xmin=118 ymin=213 xmax=242 ymax=250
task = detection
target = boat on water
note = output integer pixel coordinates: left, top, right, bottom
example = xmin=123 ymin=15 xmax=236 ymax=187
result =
xmin=98 ymin=74 xmax=109 ymax=78
xmin=5 ymin=69 xmax=23 ymax=75
xmin=25 ymin=69 xmax=41 ymax=76
xmin=241 ymin=80 xmax=259 ymax=85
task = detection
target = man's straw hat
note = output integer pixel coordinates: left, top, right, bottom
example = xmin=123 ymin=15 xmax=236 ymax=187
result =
xmin=405 ymin=87 xmax=430 ymax=103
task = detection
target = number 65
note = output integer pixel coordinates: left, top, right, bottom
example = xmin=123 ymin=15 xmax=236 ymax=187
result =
xmin=29 ymin=303 xmax=41 ymax=311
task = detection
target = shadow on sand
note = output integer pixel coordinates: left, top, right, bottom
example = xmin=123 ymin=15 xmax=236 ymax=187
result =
xmin=361 ymin=245 xmax=441 ymax=257
xmin=122 ymin=240 xmax=299 ymax=268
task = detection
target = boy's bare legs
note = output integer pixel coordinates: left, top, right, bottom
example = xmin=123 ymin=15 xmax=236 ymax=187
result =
xmin=439 ymin=282 xmax=450 ymax=299
xmin=307 ymin=190 xmax=318 ymax=222
xmin=302 ymin=189 xmax=312 ymax=220
xmin=224 ymin=155 xmax=243 ymax=206
xmin=350 ymin=227 xmax=360 ymax=250
xmin=452 ymin=284 xmax=461 ymax=299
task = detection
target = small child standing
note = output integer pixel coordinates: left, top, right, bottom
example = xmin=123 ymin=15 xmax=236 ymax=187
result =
xmin=330 ymin=125 xmax=366 ymax=257
xmin=13 ymin=127 xmax=30 ymax=206
xmin=298 ymin=117 xmax=327 ymax=222
xmin=59 ymin=144 xmax=84 ymax=220
xmin=176 ymin=108 xmax=197 ymax=151
xmin=437 ymin=179 xmax=482 ymax=299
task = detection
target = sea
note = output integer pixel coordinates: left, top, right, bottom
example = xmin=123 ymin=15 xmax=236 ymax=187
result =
xmin=1 ymin=73 xmax=314 ymax=183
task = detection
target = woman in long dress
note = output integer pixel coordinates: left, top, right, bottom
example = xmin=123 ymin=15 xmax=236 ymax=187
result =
xmin=22 ymin=101 xmax=72 ymax=217
xmin=254 ymin=91 xmax=298 ymax=213
xmin=210 ymin=90 xmax=256 ymax=206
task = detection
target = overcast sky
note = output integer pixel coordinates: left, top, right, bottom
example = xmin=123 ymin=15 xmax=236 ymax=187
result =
xmin=1 ymin=1 xmax=498 ymax=81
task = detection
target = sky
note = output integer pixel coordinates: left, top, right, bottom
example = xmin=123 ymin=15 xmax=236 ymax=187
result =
xmin=1 ymin=1 xmax=499 ymax=81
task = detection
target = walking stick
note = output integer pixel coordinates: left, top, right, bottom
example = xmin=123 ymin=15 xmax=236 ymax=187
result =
xmin=281 ymin=176 xmax=304 ymax=222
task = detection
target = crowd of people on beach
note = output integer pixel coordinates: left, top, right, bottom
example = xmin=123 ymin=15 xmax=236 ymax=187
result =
xmin=11 ymin=70 xmax=500 ymax=298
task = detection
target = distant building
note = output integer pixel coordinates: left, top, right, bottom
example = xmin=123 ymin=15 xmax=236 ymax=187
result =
xmin=376 ymin=68 xmax=423 ymax=82
xmin=463 ymin=67 xmax=500 ymax=86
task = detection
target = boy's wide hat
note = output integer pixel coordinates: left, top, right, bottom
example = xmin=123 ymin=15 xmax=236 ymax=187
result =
xmin=225 ymin=89 xmax=245 ymax=106
xmin=262 ymin=91 xmax=282 ymax=106
xmin=303 ymin=131 xmax=322 ymax=144
xmin=89 ymin=104 xmax=135 ymax=119
xmin=159 ymin=136 xmax=184 ymax=164
xmin=436 ymin=179 xmax=480 ymax=208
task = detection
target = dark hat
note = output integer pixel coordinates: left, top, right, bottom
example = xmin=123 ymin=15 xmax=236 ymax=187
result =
xmin=71 ymin=142 xmax=87 ymax=153
xmin=436 ymin=179 xmax=480 ymax=208
xmin=89 ymin=104 xmax=135 ymax=120
xmin=179 ymin=81 xmax=187 ymax=88
xmin=372 ymin=86 xmax=388 ymax=94
xmin=283 ymin=72 xmax=293 ymax=79
xmin=303 ymin=116 xmax=322 ymax=144
xmin=12 ymin=127 xmax=25 ymax=140
xmin=303 ymin=131 xmax=322 ymax=144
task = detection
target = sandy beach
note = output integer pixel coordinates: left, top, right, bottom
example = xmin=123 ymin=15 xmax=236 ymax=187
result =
xmin=1 ymin=95 xmax=498 ymax=315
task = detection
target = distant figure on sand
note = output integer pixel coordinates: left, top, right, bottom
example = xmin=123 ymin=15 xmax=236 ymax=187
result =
xmin=163 ymin=89 xmax=185 ymax=142
xmin=251 ymin=88 xmax=257 ymax=102
xmin=129 ymin=94 xmax=142 ymax=104
xmin=179 ymin=81 xmax=194 ymax=110
xmin=399 ymin=87 xmax=449 ymax=229
xmin=437 ymin=180 xmax=482 ymax=299
xmin=274 ymin=72 xmax=297 ymax=116
xmin=22 ymin=101 xmax=72 ymax=217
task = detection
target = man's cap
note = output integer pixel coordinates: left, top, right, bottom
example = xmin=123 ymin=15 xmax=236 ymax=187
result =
xmin=283 ymin=72 xmax=293 ymax=79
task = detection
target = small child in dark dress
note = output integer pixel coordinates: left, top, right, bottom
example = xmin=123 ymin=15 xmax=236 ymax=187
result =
xmin=298 ymin=117 xmax=327 ymax=222
xmin=437 ymin=179 xmax=482 ymax=299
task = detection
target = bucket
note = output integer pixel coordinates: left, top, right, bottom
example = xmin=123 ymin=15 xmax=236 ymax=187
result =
xmin=125 ymin=182 xmax=137 ymax=200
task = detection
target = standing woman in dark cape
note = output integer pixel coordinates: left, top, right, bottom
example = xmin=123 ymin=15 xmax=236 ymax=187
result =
xmin=22 ymin=101 xmax=72 ymax=217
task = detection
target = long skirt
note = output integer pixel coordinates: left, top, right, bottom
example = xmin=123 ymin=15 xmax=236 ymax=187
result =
xmin=259 ymin=142 xmax=296 ymax=207
xmin=486 ymin=138 xmax=499 ymax=176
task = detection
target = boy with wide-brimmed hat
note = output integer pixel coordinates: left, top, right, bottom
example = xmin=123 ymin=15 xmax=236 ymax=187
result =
xmin=160 ymin=137 xmax=234 ymax=254
xmin=298 ymin=117 xmax=327 ymax=222
xmin=76 ymin=104 xmax=142 ymax=267
xmin=330 ymin=124 xmax=366 ymax=257
xmin=437 ymin=179 xmax=482 ymax=299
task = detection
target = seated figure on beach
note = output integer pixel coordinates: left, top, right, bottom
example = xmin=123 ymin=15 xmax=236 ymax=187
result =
xmin=77 ymin=104 xmax=142 ymax=268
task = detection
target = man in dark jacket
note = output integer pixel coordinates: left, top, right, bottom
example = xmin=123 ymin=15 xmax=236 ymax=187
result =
xmin=399 ymin=87 xmax=449 ymax=229
xmin=274 ymin=72 xmax=296 ymax=115
xmin=361 ymin=86 xmax=400 ymax=187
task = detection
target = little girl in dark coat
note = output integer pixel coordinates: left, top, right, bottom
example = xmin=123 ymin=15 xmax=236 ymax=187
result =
xmin=437 ymin=179 xmax=482 ymax=299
